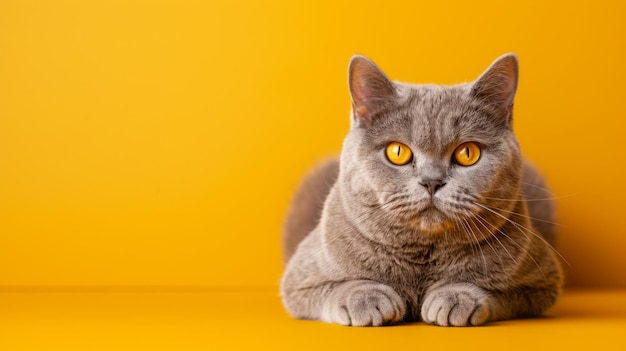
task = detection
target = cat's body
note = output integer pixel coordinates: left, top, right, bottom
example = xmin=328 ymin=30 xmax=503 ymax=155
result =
xmin=280 ymin=54 xmax=562 ymax=327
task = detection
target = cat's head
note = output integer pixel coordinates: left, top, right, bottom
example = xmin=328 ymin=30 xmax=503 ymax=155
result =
xmin=339 ymin=54 xmax=523 ymax=244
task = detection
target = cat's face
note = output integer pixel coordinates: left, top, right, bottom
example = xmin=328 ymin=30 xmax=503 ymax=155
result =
xmin=339 ymin=55 xmax=523 ymax=243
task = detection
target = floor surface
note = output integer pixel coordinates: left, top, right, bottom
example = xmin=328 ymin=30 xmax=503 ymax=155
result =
xmin=1 ymin=287 xmax=625 ymax=350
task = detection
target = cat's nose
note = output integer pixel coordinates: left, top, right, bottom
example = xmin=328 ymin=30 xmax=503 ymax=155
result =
xmin=419 ymin=179 xmax=446 ymax=197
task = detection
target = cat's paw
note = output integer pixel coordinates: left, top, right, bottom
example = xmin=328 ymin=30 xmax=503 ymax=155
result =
xmin=323 ymin=281 xmax=406 ymax=327
xmin=421 ymin=283 xmax=491 ymax=327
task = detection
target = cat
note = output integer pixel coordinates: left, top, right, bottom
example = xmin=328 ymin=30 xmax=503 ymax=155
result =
xmin=280 ymin=54 xmax=563 ymax=327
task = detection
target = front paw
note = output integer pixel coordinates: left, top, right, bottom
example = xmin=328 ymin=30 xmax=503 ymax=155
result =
xmin=323 ymin=281 xmax=406 ymax=327
xmin=421 ymin=283 xmax=491 ymax=327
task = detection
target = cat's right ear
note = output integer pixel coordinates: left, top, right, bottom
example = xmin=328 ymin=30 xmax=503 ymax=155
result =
xmin=348 ymin=55 xmax=397 ymax=125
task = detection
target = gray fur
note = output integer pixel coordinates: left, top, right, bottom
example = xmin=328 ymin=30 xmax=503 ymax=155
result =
xmin=280 ymin=54 xmax=563 ymax=327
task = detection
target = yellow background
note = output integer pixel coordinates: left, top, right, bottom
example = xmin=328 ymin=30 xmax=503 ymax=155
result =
xmin=0 ymin=0 xmax=624 ymax=288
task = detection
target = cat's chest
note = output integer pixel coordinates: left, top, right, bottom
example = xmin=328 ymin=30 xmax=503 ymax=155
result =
xmin=326 ymin=215 xmax=480 ymax=285
xmin=349 ymin=241 xmax=459 ymax=285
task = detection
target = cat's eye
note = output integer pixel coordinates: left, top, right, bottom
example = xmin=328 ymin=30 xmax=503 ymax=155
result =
xmin=454 ymin=142 xmax=481 ymax=166
xmin=385 ymin=142 xmax=413 ymax=166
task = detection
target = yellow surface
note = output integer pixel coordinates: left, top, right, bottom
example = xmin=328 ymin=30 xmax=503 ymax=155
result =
xmin=0 ymin=288 xmax=624 ymax=350
xmin=1 ymin=0 xmax=626 ymax=288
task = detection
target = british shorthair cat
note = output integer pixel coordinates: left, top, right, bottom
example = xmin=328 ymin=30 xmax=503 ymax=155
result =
xmin=281 ymin=54 xmax=563 ymax=327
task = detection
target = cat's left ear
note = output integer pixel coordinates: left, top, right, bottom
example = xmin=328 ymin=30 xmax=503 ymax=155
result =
xmin=348 ymin=55 xmax=397 ymax=125
xmin=470 ymin=53 xmax=519 ymax=123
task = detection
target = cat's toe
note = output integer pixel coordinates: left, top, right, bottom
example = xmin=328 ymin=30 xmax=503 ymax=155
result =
xmin=322 ymin=281 xmax=406 ymax=326
xmin=346 ymin=288 xmax=403 ymax=326
xmin=421 ymin=283 xmax=491 ymax=327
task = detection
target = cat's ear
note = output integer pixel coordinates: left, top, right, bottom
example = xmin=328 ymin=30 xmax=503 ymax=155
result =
xmin=348 ymin=55 xmax=397 ymax=124
xmin=470 ymin=53 xmax=519 ymax=120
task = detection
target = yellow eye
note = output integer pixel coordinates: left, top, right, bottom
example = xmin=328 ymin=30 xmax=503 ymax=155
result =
xmin=454 ymin=142 xmax=481 ymax=166
xmin=385 ymin=142 xmax=413 ymax=165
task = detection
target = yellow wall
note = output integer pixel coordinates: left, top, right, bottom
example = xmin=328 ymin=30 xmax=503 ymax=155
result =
xmin=0 ymin=0 xmax=624 ymax=288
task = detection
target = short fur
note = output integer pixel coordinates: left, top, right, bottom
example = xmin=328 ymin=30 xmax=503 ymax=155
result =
xmin=280 ymin=54 xmax=563 ymax=327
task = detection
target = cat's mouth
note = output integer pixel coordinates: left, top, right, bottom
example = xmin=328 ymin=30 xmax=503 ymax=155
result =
xmin=419 ymin=202 xmax=439 ymax=214
xmin=408 ymin=204 xmax=453 ymax=234
xmin=419 ymin=206 xmax=447 ymax=222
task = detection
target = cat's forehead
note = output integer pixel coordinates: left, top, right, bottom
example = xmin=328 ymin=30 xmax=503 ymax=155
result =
xmin=367 ymin=83 xmax=500 ymax=153
xmin=402 ymin=84 xmax=470 ymax=125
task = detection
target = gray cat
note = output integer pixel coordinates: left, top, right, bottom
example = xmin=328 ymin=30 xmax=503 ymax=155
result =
xmin=280 ymin=54 xmax=563 ymax=327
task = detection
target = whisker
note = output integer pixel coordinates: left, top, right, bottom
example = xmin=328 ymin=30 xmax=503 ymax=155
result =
xmin=481 ymin=195 xmax=572 ymax=202
xmin=473 ymin=202 xmax=571 ymax=267
xmin=472 ymin=213 xmax=547 ymax=280
xmin=452 ymin=214 xmax=476 ymax=256
xmin=459 ymin=216 xmax=488 ymax=276
xmin=520 ymin=181 xmax=557 ymax=196
xmin=481 ymin=203 xmax=565 ymax=227
xmin=469 ymin=214 xmax=510 ymax=267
